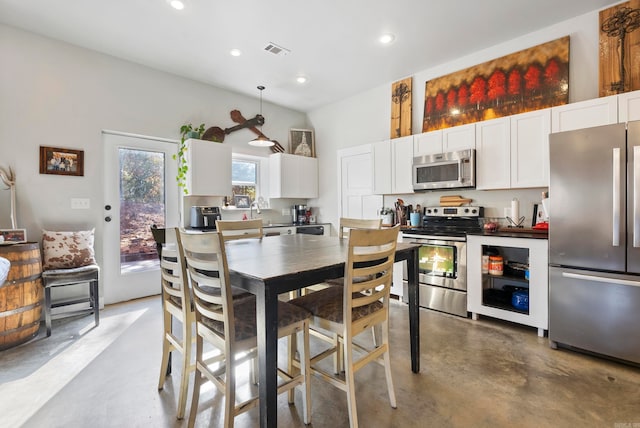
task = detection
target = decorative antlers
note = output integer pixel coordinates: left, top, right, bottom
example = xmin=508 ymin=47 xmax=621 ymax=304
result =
xmin=0 ymin=166 xmax=17 ymax=229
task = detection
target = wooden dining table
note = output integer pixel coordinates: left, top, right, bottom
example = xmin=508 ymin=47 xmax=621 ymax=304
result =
xmin=225 ymin=233 xmax=421 ymax=428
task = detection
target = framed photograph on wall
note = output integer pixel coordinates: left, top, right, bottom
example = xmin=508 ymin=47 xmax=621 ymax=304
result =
xmin=39 ymin=146 xmax=84 ymax=176
xmin=289 ymin=129 xmax=315 ymax=157
xmin=233 ymin=195 xmax=251 ymax=208
xmin=0 ymin=229 xmax=27 ymax=244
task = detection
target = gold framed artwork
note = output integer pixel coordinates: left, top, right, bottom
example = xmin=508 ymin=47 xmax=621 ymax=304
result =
xmin=599 ymin=0 xmax=640 ymax=96
xmin=422 ymin=36 xmax=569 ymax=132
xmin=39 ymin=146 xmax=84 ymax=176
xmin=289 ymin=129 xmax=315 ymax=157
xmin=391 ymin=77 xmax=412 ymax=138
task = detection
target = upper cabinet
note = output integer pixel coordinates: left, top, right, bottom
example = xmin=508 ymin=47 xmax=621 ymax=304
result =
xmin=551 ymin=94 xmax=618 ymax=133
xmin=269 ymin=153 xmax=318 ymax=198
xmin=186 ymin=139 xmax=232 ymax=196
xmin=476 ymin=109 xmax=551 ymax=190
xmin=414 ymin=123 xmax=475 ymax=157
xmin=373 ymin=135 xmax=414 ymax=195
xmin=618 ymin=89 xmax=640 ymax=123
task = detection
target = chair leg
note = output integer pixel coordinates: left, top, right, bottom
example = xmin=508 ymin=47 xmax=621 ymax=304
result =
xmin=188 ymin=336 xmax=204 ymax=428
xmin=287 ymin=331 xmax=297 ymax=404
xmin=157 ymin=311 xmax=172 ymax=390
xmin=300 ymin=322 xmax=312 ymax=425
xmin=344 ymin=339 xmax=359 ymax=428
xmin=382 ymin=321 xmax=396 ymax=408
xmin=224 ymin=347 xmax=236 ymax=428
xmin=91 ymin=279 xmax=100 ymax=327
xmin=44 ymin=287 xmax=52 ymax=337
xmin=176 ymin=317 xmax=192 ymax=419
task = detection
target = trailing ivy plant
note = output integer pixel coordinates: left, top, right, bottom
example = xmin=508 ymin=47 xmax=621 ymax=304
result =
xmin=174 ymin=123 xmax=205 ymax=195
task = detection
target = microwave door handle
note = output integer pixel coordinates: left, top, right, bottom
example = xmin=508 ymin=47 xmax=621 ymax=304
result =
xmin=635 ymin=146 xmax=640 ymax=247
xmin=458 ymin=159 xmax=463 ymax=183
xmin=613 ymin=147 xmax=621 ymax=247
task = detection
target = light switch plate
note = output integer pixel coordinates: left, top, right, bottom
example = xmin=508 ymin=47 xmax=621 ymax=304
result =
xmin=71 ymin=198 xmax=90 ymax=209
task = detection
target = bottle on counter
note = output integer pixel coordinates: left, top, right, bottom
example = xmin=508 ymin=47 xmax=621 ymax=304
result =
xmin=482 ymin=254 xmax=489 ymax=274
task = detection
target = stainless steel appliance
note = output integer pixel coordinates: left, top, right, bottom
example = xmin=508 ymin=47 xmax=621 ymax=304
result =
xmin=296 ymin=225 xmax=324 ymax=235
xmin=412 ymin=149 xmax=476 ymax=191
xmin=402 ymin=206 xmax=483 ymax=317
xmin=292 ymin=204 xmax=308 ymax=225
xmin=189 ymin=206 xmax=221 ymax=230
xmin=549 ymin=121 xmax=640 ymax=365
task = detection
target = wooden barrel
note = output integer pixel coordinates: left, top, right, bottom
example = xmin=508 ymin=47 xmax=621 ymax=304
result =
xmin=0 ymin=242 xmax=43 ymax=350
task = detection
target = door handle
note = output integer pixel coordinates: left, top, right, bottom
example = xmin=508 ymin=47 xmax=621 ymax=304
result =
xmin=634 ymin=146 xmax=640 ymax=247
xmin=613 ymin=148 xmax=620 ymax=247
xmin=562 ymin=272 xmax=640 ymax=288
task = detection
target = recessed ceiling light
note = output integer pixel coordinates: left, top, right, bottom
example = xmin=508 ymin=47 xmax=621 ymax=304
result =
xmin=168 ymin=0 xmax=185 ymax=10
xmin=296 ymin=75 xmax=308 ymax=84
xmin=230 ymin=49 xmax=242 ymax=57
xmin=379 ymin=33 xmax=396 ymax=44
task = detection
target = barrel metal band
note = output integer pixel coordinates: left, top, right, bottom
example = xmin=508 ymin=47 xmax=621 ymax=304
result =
xmin=0 ymin=301 xmax=42 ymax=318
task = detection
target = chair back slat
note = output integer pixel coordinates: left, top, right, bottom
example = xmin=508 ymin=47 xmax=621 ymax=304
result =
xmin=215 ymin=219 xmax=263 ymax=241
xmin=339 ymin=217 xmax=382 ymax=239
xmin=159 ymin=228 xmax=191 ymax=307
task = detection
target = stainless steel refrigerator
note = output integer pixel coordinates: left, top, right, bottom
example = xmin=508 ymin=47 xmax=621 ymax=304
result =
xmin=549 ymin=120 xmax=640 ymax=365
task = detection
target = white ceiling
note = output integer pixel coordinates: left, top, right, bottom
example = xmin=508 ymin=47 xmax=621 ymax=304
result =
xmin=0 ymin=0 xmax=622 ymax=112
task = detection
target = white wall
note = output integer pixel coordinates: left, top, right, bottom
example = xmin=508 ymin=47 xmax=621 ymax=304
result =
xmin=307 ymin=8 xmax=605 ymax=229
xmin=0 ymin=24 xmax=307 ymax=266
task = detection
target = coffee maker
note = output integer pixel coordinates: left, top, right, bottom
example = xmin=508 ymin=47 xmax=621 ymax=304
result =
xmin=292 ymin=204 xmax=308 ymax=225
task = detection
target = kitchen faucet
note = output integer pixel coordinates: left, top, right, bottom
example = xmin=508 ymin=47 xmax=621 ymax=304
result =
xmin=250 ymin=201 xmax=261 ymax=219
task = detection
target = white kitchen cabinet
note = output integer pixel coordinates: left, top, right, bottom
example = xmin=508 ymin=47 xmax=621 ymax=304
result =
xmin=413 ymin=130 xmax=443 ymax=156
xmin=476 ymin=117 xmax=511 ymax=189
xmin=476 ymin=109 xmax=551 ymax=190
xmin=185 ymin=138 xmax=232 ymax=196
xmin=467 ymin=234 xmax=548 ymax=337
xmin=551 ymin=95 xmax=618 ymax=132
xmin=443 ymin=122 xmax=476 ymax=152
xmin=618 ymin=89 xmax=640 ymax=123
xmin=269 ymin=153 xmax=318 ymax=198
xmin=510 ymin=108 xmax=551 ymax=188
xmin=414 ymin=123 xmax=475 ymax=157
xmin=373 ymin=135 xmax=414 ymax=194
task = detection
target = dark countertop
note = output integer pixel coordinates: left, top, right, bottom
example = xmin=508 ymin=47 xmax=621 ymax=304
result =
xmin=467 ymin=229 xmax=548 ymax=240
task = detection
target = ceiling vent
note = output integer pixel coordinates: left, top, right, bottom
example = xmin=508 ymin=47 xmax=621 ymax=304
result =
xmin=264 ymin=42 xmax=290 ymax=56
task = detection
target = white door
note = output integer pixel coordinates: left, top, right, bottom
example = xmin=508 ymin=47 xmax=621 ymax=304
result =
xmin=338 ymin=144 xmax=382 ymax=219
xmin=102 ymin=132 xmax=179 ymax=304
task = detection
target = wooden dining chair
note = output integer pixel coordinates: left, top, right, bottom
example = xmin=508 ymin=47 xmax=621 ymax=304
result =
xmin=156 ymin=227 xmax=195 ymax=420
xmin=289 ymin=225 xmax=400 ymax=428
xmin=178 ymin=229 xmax=313 ymax=428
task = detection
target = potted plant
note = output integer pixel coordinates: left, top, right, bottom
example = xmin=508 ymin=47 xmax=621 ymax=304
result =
xmin=173 ymin=123 xmax=205 ymax=195
xmin=380 ymin=207 xmax=394 ymax=226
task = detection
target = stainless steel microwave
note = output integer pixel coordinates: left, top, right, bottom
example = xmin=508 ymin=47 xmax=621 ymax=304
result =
xmin=412 ymin=149 xmax=476 ymax=191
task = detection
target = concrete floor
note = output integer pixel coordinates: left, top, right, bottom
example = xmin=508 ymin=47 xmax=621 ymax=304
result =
xmin=1 ymin=296 xmax=639 ymax=428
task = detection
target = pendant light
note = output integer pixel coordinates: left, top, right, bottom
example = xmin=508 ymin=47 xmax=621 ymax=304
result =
xmin=248 ymin=85 xmax=274 ymax=147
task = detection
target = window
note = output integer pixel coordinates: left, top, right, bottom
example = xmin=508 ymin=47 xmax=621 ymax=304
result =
xmin=232 ymin=157 xmax=259 ymax=203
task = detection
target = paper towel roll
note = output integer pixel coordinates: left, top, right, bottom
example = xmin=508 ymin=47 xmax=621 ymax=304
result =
xmin=511 ymin=198 xmax=519 ymax=222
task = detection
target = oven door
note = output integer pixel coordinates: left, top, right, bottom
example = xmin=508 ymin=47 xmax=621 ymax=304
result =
xmin=402 ymin=234 xmax=467 ymax=291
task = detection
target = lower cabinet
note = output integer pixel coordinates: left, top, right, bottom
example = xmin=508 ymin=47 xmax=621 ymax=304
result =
xmin=467 ymin=234 xmax=548 ymax=337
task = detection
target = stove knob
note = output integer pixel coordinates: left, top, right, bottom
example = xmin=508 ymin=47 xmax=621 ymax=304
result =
xmin=433 ymin=208 xmax=438 ymax=213
xmin=464 ymin=208 xmax=470 ymax=213
xmin=471 ymin=208 xmax=477 ymax=214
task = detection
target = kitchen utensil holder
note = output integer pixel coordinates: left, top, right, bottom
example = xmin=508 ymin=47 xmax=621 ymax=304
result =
xmin=506 ymin=216 xmax=526 ymax=228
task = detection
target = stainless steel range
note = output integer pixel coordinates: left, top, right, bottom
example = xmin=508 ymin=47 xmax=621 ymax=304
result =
xmin=402 ymin=206 xmax=483 ymax=317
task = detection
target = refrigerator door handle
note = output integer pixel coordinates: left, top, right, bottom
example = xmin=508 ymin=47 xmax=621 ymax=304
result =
xmin=562 ymin=272 xmax=640 ymax=288
xmin=613 ymin=147 xmax=621 ymax=247
xmin=635 ymin=146 xmax=640 ymax=247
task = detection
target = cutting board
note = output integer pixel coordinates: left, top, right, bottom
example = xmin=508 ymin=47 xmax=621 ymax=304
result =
xmin=440 ymin=195 xmax=473 ymax=206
